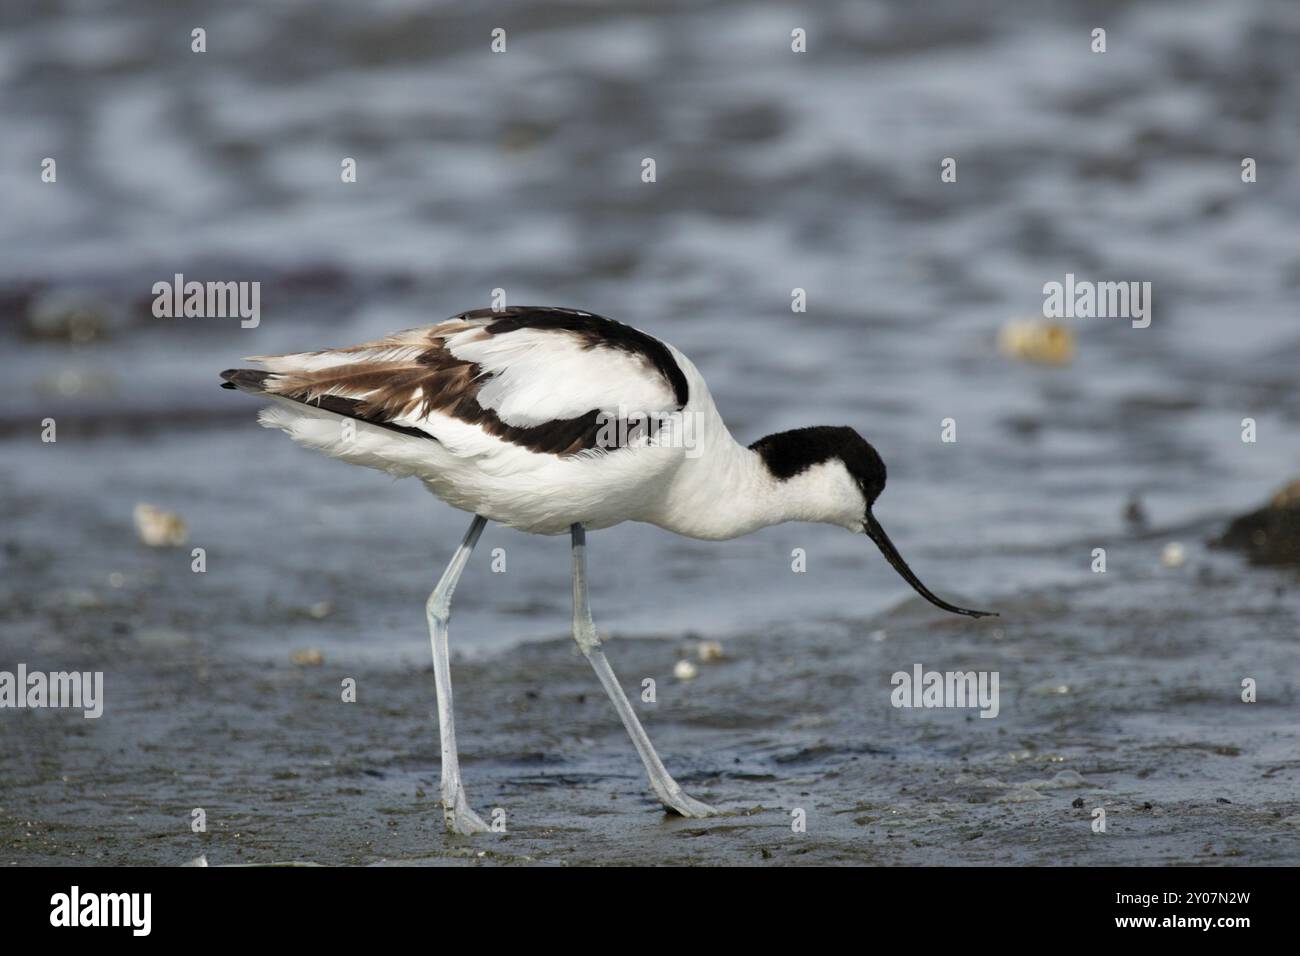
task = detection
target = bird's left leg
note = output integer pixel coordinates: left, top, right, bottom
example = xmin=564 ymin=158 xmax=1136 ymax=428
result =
xmin=426 ymin=514 xmax=490 ymax=835
xmin=569 ymin=524 xmax=717 ymax=818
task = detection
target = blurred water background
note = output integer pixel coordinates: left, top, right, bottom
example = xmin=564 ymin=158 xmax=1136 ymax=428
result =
xmin=3 ymin=0 xmax=1300 ymax=866
xmin=3 ymin=0 xmax=1298 ymax=661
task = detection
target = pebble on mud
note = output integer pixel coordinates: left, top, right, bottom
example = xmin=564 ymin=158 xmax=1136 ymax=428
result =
xmin=1211 ymin=479 xmax=1300 ymax=566
xmin=673 ymin=659 xmax=699 ymax=681
xmin=133 ymin=503 xmax=188 ymax=548
xmin=997 ymin=319 xmax=1075 ymax=366
xmin=1160 ymin=541 xmax=1186 ymax=568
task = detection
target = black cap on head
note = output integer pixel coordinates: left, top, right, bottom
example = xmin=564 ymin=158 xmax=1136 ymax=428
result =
xmin=750 ymin=425 xmax=886 ymax=502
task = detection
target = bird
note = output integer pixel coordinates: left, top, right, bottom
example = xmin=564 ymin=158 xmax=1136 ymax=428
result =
xmin=220 ymin=306 xmax=995 ymax=834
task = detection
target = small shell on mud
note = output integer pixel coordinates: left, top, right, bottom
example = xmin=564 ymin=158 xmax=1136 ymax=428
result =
xmin=998 ymin=319 xmax=1075 ymax=366
xmin=696 ymin=640 xmax=724 ymax=662
xmin=290 ymin=648 xmax=324 ymax=666
xmin=1161 ymin=541 xmax=1186 ymax=568
xmin=673 ymin=659 xmax=699 ymax=681
xmin=133 ymin=503 xmax=188 ymax=547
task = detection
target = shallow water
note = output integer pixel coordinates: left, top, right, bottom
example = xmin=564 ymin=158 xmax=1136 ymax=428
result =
xmin=1 ymin=0 xmax=1298 ymax=864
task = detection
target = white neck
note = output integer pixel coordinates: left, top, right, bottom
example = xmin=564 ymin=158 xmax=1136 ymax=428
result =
xmin=636 ymin=361 xmax=864 ymax=540
xmin=640 ymin=422 xmax=782 ymax=540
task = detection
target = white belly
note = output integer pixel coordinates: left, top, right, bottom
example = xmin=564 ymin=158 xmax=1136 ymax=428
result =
xmin=420 ymin=441 xmax=685 ymax=535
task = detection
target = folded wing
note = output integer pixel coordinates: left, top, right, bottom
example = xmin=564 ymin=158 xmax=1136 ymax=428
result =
xmin=220 ymin=307 xmax=688 ymax=458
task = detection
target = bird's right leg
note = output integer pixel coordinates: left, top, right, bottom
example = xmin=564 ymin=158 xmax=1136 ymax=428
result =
xmin=425 ymin=513 xmax=489 ymax=835
xmin=569 ymin=524 xmax=717 ymax=818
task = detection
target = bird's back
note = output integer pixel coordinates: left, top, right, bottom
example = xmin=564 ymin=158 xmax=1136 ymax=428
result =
xmin=222 ymin=307 xmax=704 ymax=533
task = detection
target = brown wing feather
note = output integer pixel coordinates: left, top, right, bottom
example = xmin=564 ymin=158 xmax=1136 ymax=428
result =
xmin=224 ymin=309 xmax=682 ymax=457
xmin=251 ymin=321 xmax=486 ymax=422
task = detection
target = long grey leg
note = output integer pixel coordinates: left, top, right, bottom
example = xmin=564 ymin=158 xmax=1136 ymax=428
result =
xmin=426 ymin=514 xmax=490 ymax=835
xmin=570 ymin=524 xmax=716 ymax=818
